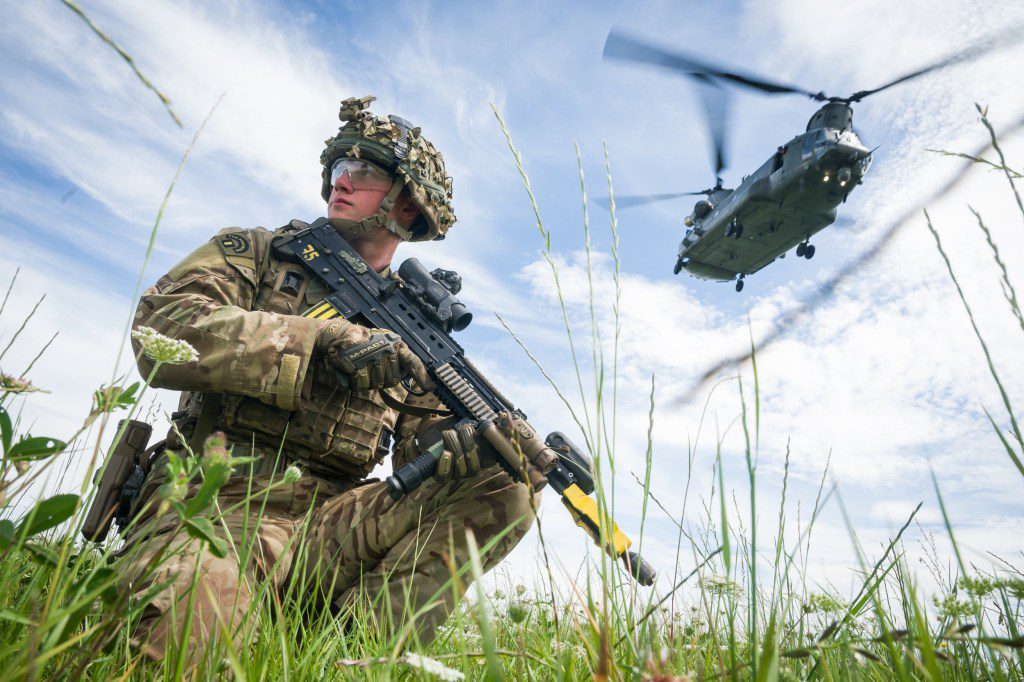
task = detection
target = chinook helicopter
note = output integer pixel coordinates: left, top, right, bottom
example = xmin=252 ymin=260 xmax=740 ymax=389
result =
xmin=602 ymin=28 xmax=1020 ymax=292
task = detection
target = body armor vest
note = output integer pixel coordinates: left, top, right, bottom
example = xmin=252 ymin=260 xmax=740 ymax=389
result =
xmin=179 ymin=222 xmax=405 ymax=481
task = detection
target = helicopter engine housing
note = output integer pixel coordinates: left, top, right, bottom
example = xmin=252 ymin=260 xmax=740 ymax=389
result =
xmin=806 ymin=102 xmax=854 ymax=132
xmin=693 ymin=199 xmax=714 ymax=218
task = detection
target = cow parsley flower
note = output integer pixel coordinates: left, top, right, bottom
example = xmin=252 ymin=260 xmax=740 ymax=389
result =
xmin=132 ymin=326 xmax=199 ymax=365
xmin=403 ymin=653 xmax=464 ymax=681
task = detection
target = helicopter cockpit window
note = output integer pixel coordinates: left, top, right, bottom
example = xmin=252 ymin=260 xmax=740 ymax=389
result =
xmin=802 ymin=129 xmax=828 ymax=157
xmin=838 ymin=129 xmax=862 ymax=147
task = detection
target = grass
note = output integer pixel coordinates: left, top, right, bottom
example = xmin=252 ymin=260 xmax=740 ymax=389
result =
xmin=0 ymin=18 xmax=1023 ymax=674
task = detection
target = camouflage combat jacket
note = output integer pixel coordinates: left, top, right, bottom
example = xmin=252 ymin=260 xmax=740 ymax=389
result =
xmin=132 ymin=220 xmax=432 ymax=482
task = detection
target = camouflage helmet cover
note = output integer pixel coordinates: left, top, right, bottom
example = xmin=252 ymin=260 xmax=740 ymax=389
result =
xmin=320 ymin=96 xmax=456 ymax=241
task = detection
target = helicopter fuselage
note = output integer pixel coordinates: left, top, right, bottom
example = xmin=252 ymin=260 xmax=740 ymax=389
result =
xmin=676 ymin=104 xmax=872 ymax=282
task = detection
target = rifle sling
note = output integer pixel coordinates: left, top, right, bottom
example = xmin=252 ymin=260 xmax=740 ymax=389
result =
xmin=379 ymin=389 xmax=451 ymax=418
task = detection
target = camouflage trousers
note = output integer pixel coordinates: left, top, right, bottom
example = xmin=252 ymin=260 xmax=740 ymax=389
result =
xmin=117 ymin=461 xmax=535 ymax=663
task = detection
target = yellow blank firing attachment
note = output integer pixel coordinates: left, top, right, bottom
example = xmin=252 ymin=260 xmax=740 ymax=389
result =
xmin=560 ymin=483 xmax=657 ymax=586
xmin=560 ymin=483 xmax=631 ymax=556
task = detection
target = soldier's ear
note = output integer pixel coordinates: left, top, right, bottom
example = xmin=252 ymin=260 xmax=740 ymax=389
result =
xmin=393 ymin=189 xmax=421 ymax=227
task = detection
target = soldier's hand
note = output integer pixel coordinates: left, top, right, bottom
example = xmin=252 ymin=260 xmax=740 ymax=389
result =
xmin=394 ymin=341 xmax=435 ymax=393
xmin=315 ymin=319 xmax=432 ymax=392
xmin=435 ymin=421 xmax=482 ymax=483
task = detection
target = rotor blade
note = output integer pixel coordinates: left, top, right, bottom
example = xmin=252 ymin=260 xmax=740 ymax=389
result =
xmin=692 ymin=75 xmax=730 ymax=178
xmin=847 ymin=24 xmax=1024 ymax=102
xmin=593 ymin=191 xmax=704 ymax=212
xmin=603 ymin=30 xmax=823 ymax=99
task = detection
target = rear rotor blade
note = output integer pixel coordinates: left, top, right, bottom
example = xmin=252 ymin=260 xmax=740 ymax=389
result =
xmin=603 ymin=30 xmax=823 ymax=99
xmin=594 ymin=191 xmax=705 ymax=212
xmin=846 ymin=24 xmax=1024 ymax=102
xmin=692 ymin=74 xmax=730 ymax=179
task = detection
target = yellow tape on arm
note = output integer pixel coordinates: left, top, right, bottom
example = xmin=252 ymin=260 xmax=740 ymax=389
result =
xmin=561 ymin=483 xmax=632 ymax=556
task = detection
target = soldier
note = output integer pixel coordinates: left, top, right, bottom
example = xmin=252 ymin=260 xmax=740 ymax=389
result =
xmin=120 ymin=96 xmax=546 ymax=664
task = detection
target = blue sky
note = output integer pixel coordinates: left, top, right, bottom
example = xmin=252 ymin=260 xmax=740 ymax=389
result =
xmin=2 ymin=0 xmax=1023 ymax=595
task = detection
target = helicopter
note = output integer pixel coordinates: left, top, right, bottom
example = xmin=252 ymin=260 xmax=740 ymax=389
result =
xmin=602 ymin=27 xmax=1021 ymax=292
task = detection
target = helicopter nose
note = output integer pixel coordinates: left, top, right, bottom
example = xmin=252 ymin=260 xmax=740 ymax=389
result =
xmin=834 ymin=136 xmax=869 ymax=158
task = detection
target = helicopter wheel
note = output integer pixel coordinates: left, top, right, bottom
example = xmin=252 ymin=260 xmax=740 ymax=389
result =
xmin=733 ymin=224 xmax=744 ymax=239
xmin=796 ymin=242 xmax=806 ymax=258
xmin=673 ymin=258 xmax=684 ymax=275
xmin=804 ymin=244 xmax=816 ymax=259
xmin=735 ymin=278 xmax=744 ymax=292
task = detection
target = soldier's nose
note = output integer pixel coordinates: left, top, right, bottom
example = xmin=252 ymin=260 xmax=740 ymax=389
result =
xmin=334 ymin=172 xmax=354 ymax=192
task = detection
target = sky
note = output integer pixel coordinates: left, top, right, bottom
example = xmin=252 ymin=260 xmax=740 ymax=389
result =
xmin=1 ymin=0 xmax=1023 ymax=604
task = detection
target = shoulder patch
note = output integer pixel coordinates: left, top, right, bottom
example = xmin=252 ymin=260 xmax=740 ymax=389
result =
xmin=209 ymin=227 xmax=266 ymax=288
xmin=218 ymin=232 xmax=251 ymax=255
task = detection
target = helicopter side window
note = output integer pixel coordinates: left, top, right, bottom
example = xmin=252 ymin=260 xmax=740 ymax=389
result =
xmin=771 ymin=147 xmax=784 ymax=173
xmin=801 ymin=134 xmax=815 ymax=158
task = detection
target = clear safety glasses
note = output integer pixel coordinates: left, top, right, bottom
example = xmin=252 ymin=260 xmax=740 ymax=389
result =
xmin=330 ymin=158 xmax=394 ymax=192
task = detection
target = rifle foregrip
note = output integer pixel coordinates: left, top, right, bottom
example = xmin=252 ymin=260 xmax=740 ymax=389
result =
xmin=623 ymin=550 xmax=657 ymax=586
xmin=386 ymin=441 xmax=445 ymax=500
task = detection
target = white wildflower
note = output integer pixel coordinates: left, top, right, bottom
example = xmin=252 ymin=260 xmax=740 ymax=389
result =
xmin=282 ymin=464 xmax=302 ymax=483
xmin=461 ymin=629 xmax=481 ymax=646
xmin=132 ymin=326 xmax=199 ymax=365
xmin=403 ymin=653 xmax=465 ymax=681
xmin=699 ymin=574 xmax=743 ymax=599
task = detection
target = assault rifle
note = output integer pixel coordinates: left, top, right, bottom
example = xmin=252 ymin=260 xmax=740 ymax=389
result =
xmin=276 ymin=217 xmax=655 ymax=586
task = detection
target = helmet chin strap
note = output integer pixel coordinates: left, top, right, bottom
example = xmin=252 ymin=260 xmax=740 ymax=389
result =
xmin=327 ymin=180 xmax=412 ymax=242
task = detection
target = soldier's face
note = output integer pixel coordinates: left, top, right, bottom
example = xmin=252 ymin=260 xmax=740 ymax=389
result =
xmin=327 ymin=171 xmax=392 ymax=222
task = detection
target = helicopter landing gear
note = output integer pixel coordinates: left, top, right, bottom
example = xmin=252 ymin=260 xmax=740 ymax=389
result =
xmin=735 ymin=276 xmax=745 ymax=292
xmin=726 ymin=220 xmax=744 ymax=239
xmin=673 ymin=258 xmax=684 ymax=275
xmin=796 ymin=241 xmax=815 ymax=259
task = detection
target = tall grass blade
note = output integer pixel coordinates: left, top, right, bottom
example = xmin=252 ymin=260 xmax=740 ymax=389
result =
xmin=0 ymin=268 xmax=18 ymax=322
xmin=0 ymin=295 xmax=45 ymax=365
xmin=924 ymin=209 xmax=1024 ymax=460
xmin=968 ymin=206 xmax=1024 ymax=337
xmin=59 ymin=0 xmax=182 ymax=127
xmin=976 ymin=104 xmax=1024 ymax=224
xmin=465 ymin=530 xmax=503 ymax=681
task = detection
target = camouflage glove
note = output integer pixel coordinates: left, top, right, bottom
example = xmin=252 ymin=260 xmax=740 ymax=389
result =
xmin=315 ymin=318 xmax=433 ymax=392
xmin=435 ymin=421 xmax=482 ymax=483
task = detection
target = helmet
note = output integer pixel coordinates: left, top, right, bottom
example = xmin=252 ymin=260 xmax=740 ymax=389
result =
xmin=320 ymin=95 xmax=456 ymax=242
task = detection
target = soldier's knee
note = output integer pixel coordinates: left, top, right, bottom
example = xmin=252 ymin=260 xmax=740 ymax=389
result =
xmin=476 ymin=469 xmax=538 ymax=541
